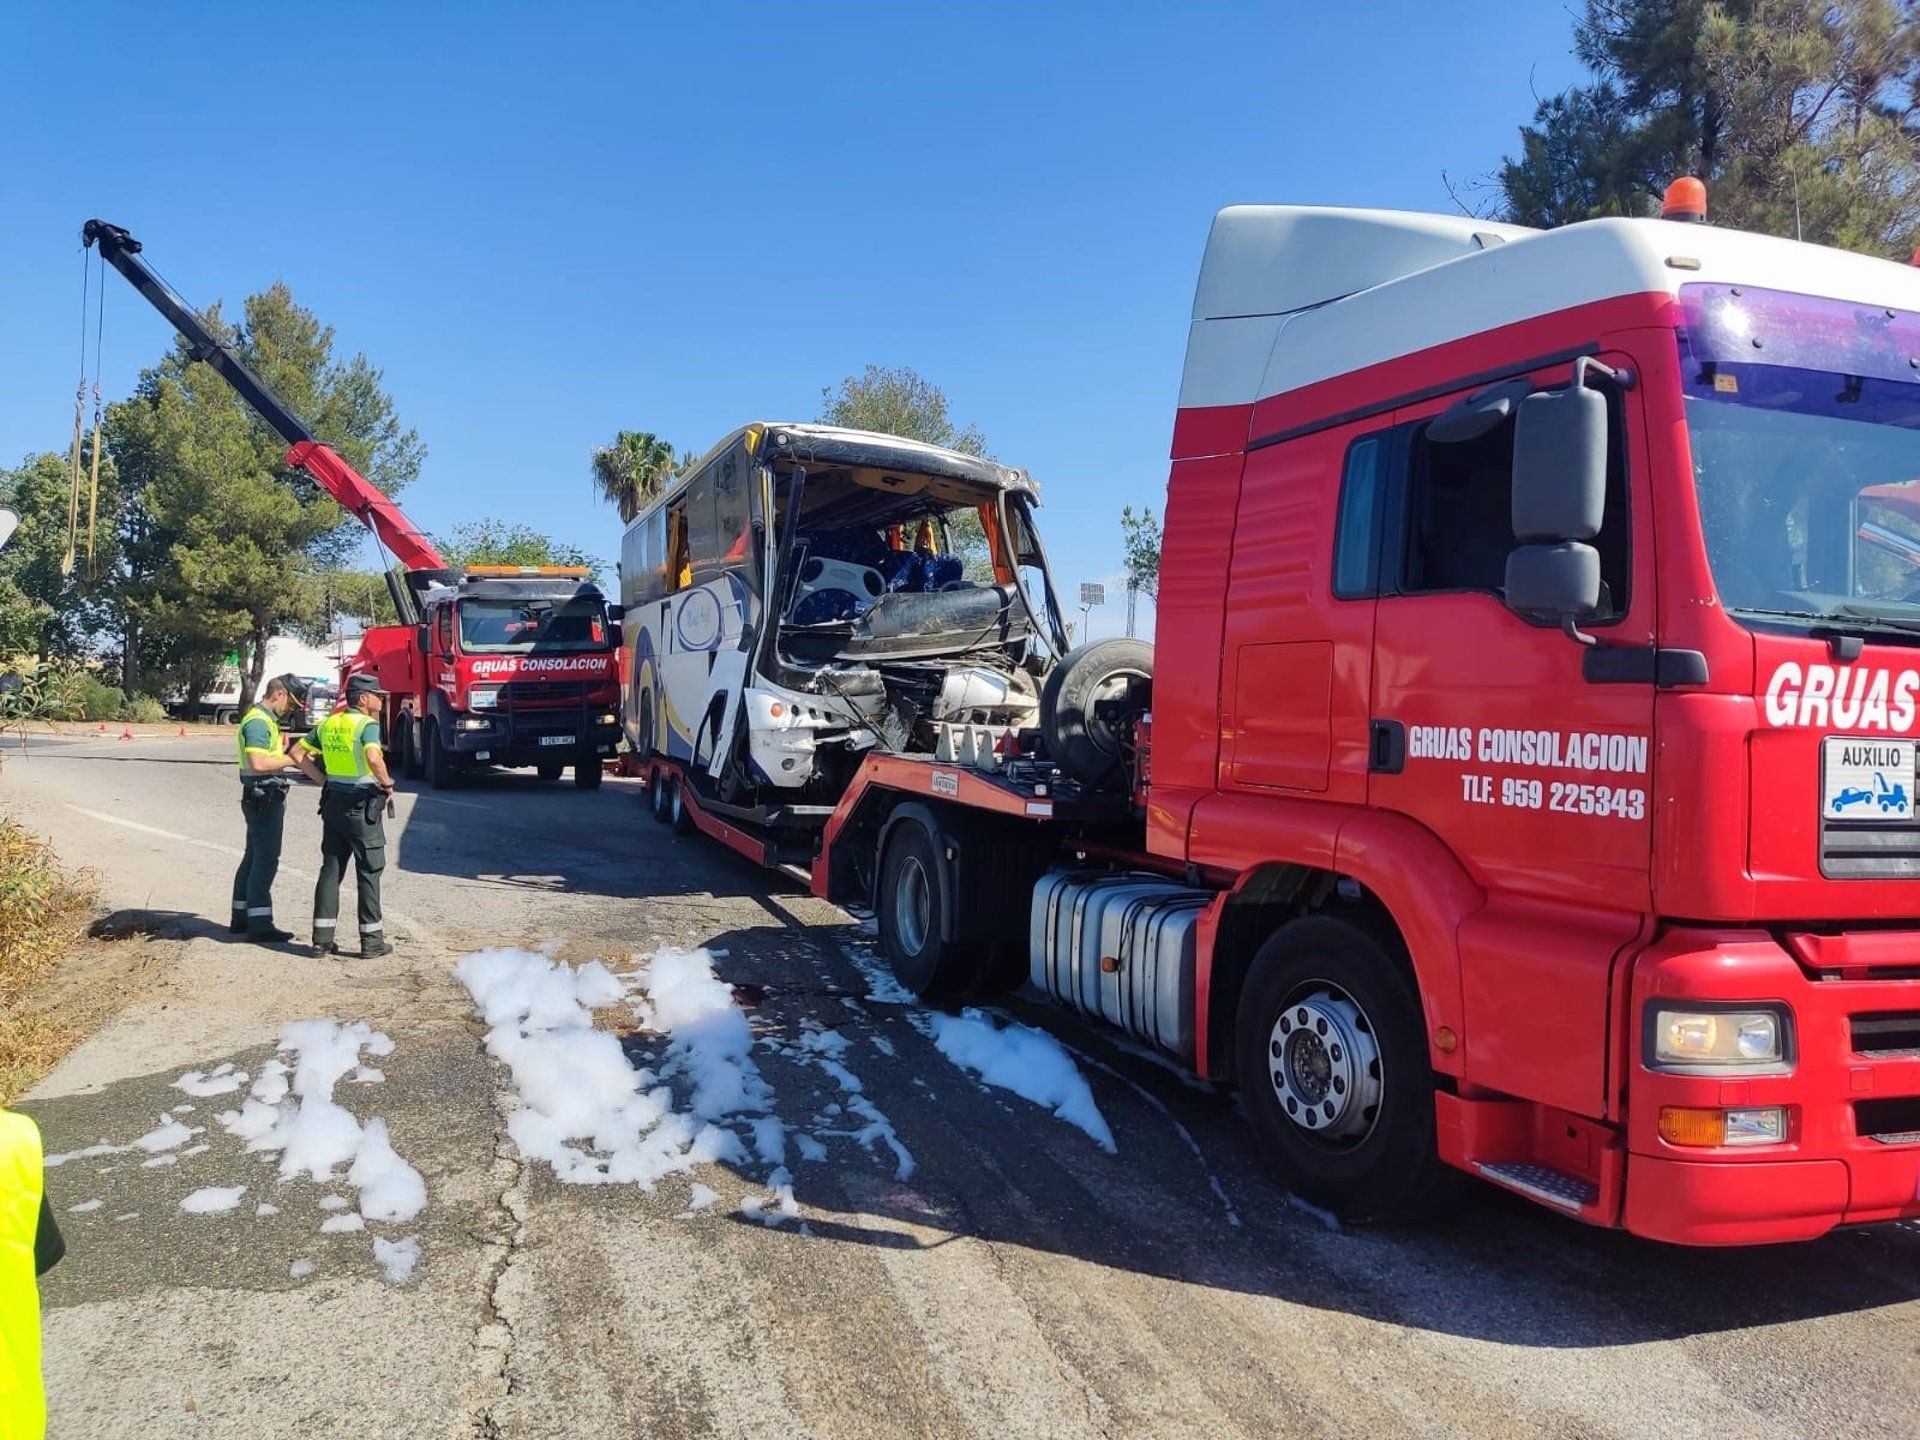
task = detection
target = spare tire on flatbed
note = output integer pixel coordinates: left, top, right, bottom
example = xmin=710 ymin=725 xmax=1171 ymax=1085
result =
xmin=1039 ymin=638 xmax=1153 ymax=788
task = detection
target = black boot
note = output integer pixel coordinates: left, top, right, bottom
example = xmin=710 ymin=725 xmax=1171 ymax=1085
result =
xmin=249 ymin=925 xmax=295 ymax=944
xmin=360 ymin=938 xmax=393 ymax=959
xmin=312 ymin=939 xmax=339 ymax=957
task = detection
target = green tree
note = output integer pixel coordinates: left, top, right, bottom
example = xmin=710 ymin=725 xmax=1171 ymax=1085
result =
xmin=819 ymin=364 xmax=993 ymax=576
xmin=436 ymin=520 xmax=599 ymax=581
xmin=1498 ymin=1 xmax=1920 ymax=258
xmin=0 ymin=450 xmax=123 ymax=660
xmin=590 ymin=430 xmax=679 ymax=524
xmin=105 ymin=284 xmax=422 ymax=707
xmin=1119 ymin=505 xmax=1161 ymax=600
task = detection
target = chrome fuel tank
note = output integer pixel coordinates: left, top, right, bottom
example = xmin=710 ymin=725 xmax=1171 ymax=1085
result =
xmin=1030 ymin=871 xmax=1209 ymax=1061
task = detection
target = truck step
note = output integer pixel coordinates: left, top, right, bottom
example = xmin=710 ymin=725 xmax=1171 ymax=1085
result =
xmin=1474 ymin=1161 xmax=1599 ymax=1211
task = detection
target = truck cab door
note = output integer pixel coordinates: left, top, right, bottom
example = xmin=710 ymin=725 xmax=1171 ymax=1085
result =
xmin=1365 ymin=352 xmax=1656 ymax=1119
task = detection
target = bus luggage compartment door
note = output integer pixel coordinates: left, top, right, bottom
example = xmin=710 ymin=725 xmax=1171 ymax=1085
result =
xmin=1031 ymin=872 xmax=1209 ymax=1061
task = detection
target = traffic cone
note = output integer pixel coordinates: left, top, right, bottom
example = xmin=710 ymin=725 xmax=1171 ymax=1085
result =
xmin=118 ymin=724 xmax=133 ymax=741
xmin=96 ymin=720 xmax=106 ymax=733
xmin=176 ymin=726 xmax=187 ymax=738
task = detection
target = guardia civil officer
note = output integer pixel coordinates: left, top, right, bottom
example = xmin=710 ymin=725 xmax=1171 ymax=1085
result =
xmin=300 ymin=673 xmax=396 ymax=958
xmin=231 ymin=673 xmax=310 ymax=943
xmin=0 ymin=1103 xmax=66 ymax=1440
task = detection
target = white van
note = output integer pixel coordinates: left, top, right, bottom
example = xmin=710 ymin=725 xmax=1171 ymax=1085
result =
xmin=620 ymin=424 xmax=1070 ymax=805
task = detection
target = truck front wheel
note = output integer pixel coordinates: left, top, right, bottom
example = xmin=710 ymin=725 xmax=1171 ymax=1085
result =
xmin=574 ymin=750 xmax=603 ymax=789
xmin=876 ymin=819 xmax=985 ymax=998
xmin=1235 ymin=914 xmax=1453 ymax=1226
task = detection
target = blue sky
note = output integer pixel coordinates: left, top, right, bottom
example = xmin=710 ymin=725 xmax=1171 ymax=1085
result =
xmin=0 ymin=2 xmax=1583 ymax=642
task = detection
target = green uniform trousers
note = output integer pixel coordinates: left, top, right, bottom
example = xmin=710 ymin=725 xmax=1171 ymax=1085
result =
xmin=231 ymin=785 xmax=288 ymax=935
xmin=312 ymin=786 xmax=387 ymax=949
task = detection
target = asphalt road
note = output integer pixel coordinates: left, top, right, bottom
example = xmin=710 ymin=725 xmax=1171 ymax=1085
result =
xmin=3 ymin=730 xmax=1917 ymax=1439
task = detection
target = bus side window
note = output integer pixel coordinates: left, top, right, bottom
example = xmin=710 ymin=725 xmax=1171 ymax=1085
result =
xmin=666 ymin=504 xmax=692 ymax=593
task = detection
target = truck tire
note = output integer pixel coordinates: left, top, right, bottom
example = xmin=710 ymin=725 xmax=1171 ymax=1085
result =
xmin=1234 ymin=914 xmax=1454 ymax=1226
xmin=574 ymin=752 xmax=603 ymax=789
xmin=400 ymin=718 xmax=425 ymax=780
xmin=1040 ymin=638 xmax=1153 ymax=788
xmin=424 ymin=721 xmax=455 ymax=790
xmin=668 ymin=774 xmax=697 ymax=834
xmin=648 ymin=767 xmax=670 ymax=822
xmin=537 ymin=760 xmax=565 ymax=782
xmin=875 ymin=818 xmax=986 ymax=998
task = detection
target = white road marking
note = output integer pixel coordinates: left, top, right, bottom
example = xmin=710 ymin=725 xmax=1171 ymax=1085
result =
xmin=65 ymin=804 xmax=447 ymax=950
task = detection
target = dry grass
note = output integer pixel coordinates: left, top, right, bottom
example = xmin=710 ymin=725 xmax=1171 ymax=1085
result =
xmin=0 ymin=821 xmax=95 ymax=1100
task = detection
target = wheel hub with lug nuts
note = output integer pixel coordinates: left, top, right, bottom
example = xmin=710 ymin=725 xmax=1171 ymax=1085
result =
xmin=1268 ymin=983 xmax=1384 ymax=1146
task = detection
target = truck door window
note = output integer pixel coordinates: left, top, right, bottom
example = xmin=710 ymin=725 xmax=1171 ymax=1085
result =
xmin=436 ymin=607 xmax=454 ymax=655
xmin=1400 ymin=391 xmax=1630 ymax=618
xmin=1332 ymin=432 xmax=1392 ymax=598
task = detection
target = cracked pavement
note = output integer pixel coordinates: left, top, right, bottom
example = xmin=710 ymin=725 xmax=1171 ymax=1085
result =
xmin=5 ymin=731 xmax=1919 ymax=1439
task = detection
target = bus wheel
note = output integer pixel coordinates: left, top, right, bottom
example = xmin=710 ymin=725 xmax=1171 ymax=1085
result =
xmin=876 ymin=817 xmax=984 ymax=998
xmin=638 ymin=692 xmax=655 ymax=758
xmin=1235 ymin=915 xmax=1452 ymax=1225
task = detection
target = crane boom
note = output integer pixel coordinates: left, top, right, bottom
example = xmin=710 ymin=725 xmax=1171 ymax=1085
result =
xmin=81 ymin=220 xmax=447 ymax=583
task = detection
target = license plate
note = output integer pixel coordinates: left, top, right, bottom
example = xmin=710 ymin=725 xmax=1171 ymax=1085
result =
xmin=1823 ymin=737 xmax=1915 ymax=821
xmin=538 ymin=734 xmax=575 ymax=748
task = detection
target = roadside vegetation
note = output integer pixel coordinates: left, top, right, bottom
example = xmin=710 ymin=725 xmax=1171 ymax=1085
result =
xmin=0 ymin=654 xmax=167 ymax=726
xmin=0 ymin=820 xmax=94 ymax=1101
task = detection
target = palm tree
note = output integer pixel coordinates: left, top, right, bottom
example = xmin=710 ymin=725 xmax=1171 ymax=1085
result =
xmin=590 ymin=430 xmax=678 ymax=524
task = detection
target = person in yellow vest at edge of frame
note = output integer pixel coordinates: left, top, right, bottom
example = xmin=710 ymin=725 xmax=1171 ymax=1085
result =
xmin=296 ymin=672 xmax=397 ymax=959
xmin=0 ymin=1104 xmax=66 ymax=1440
xmin=231 ymin=673 xmax=312 ymax=944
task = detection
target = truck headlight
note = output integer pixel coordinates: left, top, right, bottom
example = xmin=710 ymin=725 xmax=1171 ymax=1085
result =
xmin=1649 ymin=1006 xmax=1789 ymax=1068
xmin=455 ymin=716 xmax=492 ymax=732
xmin=469 ymin=685 xmax=501 ymax=710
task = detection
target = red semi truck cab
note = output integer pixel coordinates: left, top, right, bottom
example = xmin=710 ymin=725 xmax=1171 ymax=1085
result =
xmin=646 ymin=203 xmax=1920 ymax=1244
xmin=1149 ymin=205 xmax=1920 ymax=1243
xmin=357 ymin=566 xmax=623 ymax=789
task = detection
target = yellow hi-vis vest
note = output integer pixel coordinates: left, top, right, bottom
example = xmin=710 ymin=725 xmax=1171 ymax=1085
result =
xmin=235 ymin=703 xmax=282 ymax=780
xmin=0 ymin=1109 xmax=45 ymax=1440
xmin=306 ymin=710 xmax=381 ymax=787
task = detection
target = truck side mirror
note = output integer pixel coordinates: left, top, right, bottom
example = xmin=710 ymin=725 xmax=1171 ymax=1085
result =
xmin=1506 ymin=384 xmax=1607 ymax=644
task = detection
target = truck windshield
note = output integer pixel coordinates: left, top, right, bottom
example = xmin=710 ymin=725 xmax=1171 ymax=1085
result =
xmin=459 ymin=597 xmax=609 ymax=653
xmin=1682 ymin=283 xmax=1920 ymax=634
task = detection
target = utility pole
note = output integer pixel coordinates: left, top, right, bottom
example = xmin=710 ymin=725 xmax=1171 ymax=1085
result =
xmin=1125 ymin=580 xmax=1137 ymax=638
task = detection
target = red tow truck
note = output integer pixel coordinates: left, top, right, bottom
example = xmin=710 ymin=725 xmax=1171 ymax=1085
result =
xmin=85 ymin=221 xmax=623 ymax=789
xmin=643 ymin=189 xmax=1920 ymax=1246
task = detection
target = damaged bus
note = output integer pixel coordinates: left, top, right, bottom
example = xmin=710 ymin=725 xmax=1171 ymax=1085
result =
xmin=621 ymin=423 xmax=1072 ymax=819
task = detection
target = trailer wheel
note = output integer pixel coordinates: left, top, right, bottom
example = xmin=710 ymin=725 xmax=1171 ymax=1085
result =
xmin=574 ymin=751 xmax=603 ymax=790
xmin=669 ymin=774 xmax=697 ymax=835
xmin=424 ymin=721 xmax=455 ymax=790
xmin=648 ymin=767 xmax=670 ymax=822
xmin=537 ymin=760 xmax=565 ymax=782
xmin=1235 ymin=914 xmax=1452 ymax=1225
xmin=876 ymin=819 xmax=984 ymax=998
xmin=1040 ymin=638 xmax=1153 ymax=788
